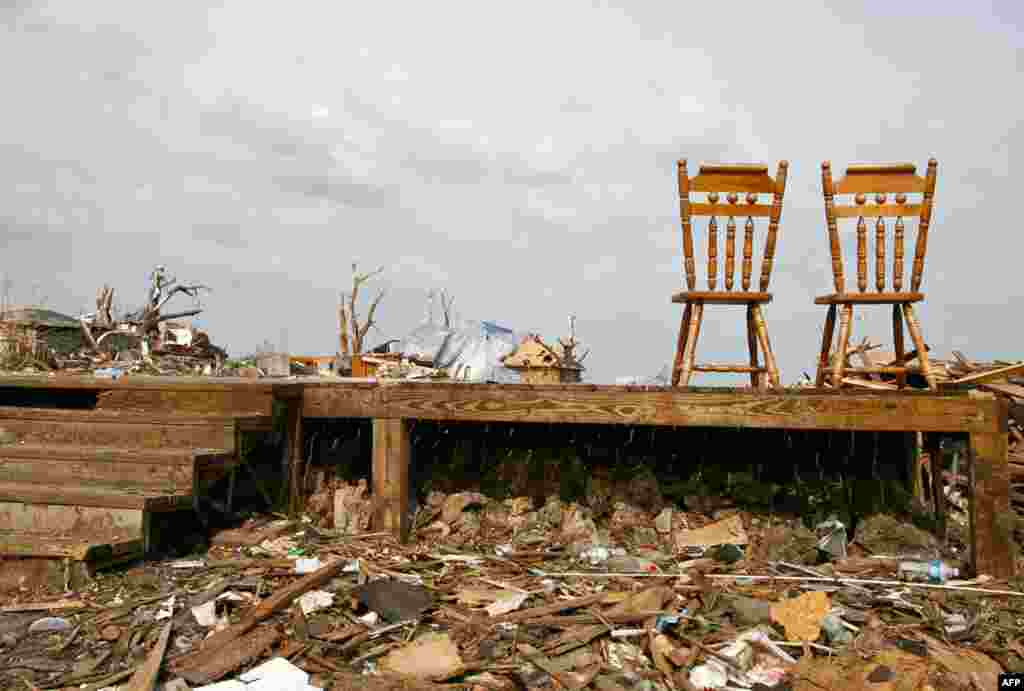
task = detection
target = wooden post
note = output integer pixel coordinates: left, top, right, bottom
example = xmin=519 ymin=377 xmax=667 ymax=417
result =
xmin=968 ymin=394 xmax=1013 ymax=579
xmin=372 ymin=418 xmax=411 ymax=542
xmin=286 ymin=398 xmax=304 ymax=516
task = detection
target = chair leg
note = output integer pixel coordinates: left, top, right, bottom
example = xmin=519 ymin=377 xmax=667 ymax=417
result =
xmin=815 ymin=305 xmax=837 ymax=388
xmin=902 ymin=303 xmax=937 ymax=390
xmin=892 ymin=304 xmax=907 ymax=389
xmin=751 ymin=304 xmax=781 ymax=389
xmin=831 ymin=304 xmax=853 ymax=388
xmin=671 ymin=303 xmax=693 ymax=387
xmin=746 ymin=304 xmax=760 ymax=389
xmin=678 ymin=302 xmax=704 ymax=387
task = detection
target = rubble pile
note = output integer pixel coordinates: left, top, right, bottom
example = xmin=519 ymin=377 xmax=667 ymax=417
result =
xmin=1 ymin=484 xmax=1021 ymax=691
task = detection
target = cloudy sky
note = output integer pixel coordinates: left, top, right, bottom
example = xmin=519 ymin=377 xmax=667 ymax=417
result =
xmin=1 ymin=1 xmax=1021 ymax=383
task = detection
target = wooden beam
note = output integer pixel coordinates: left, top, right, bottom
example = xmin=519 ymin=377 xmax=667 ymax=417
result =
xmin=303 ymin=383 xmax=998 ymax=434
xmin=286 ymin=397 xmax=304 ymax=517
xmin=969 ymin=394 xmax=1014 ymax=579
xmin=125 ymin=621 xmax=172 ymax=691
xmin=947 ymin=362 xmax=1024 ymax=388
xmin=372 ymin=418 xmax=410 ymax=542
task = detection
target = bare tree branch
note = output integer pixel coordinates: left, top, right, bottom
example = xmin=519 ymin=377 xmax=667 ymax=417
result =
xmin=356 ymin=287 xmax=387 ymax=350
xmin=439 ymin=289 xmax=455 ymax=329
xmin=345 ymin=263 xmax=386 ymax=354
xmin=338 ymin=290 xmax=351 ymax=356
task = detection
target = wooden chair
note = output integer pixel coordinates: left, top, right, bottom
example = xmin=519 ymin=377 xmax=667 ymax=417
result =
xmin=814 ymin=159 xmax=939 ymax=390
xmin=671 ymin=160 xmax=789 ymax=389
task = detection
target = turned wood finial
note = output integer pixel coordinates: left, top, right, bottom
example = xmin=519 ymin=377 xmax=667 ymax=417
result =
xmin=758 ymin=159 xmax=788 ymax=292
xmin=727 ymin=192 xmax=738 ymax=205
xmin=876 ymin=193 xmax=887 ymax=204
xmin=679 ymin=158 xmax=696 ymax=291
xmin=742 ymin=216 xmax=754 ymax=290
xmin=856 ymin=215 xmax=868 ymax=292
xmin=911 ymin=158 xmax=939 ymax=292
xmin=822 ymin=160 xmax=844 ymax=293
xmin=893 ymin=216 xmax=905 ymax=291
xmin=875 ymin=216 xmax=886 ymax=292
xmin=855 ymin=192 xmax=866 ymax=205
xmin=725 ymin=215 xmax=736 ymax=290
xmin=895 ymin=192 xmax=907 ymax=204
xmin=708 ymin=192 xmax=719 ymax=203
xmin=746 ymin=192 xmax=757 ymax=204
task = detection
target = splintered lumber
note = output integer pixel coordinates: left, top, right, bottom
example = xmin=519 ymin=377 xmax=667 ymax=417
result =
xmin=170 ymin=558 xmax=348 ymax=681
xmin=489 ymin=592 xmax=609 ymax=624
xmin=203 ymin=557 xmax=348 ymax=651
xmin=947 ymin=362 xmax=1024 ymax=387
xmin=124 ymin=622 xmax=172 ymax=691
xmin=177 ymin=626 xmax=282 ymax=686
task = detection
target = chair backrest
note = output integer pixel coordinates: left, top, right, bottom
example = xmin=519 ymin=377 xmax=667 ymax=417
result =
xmin=677 ymin=161 xmax=788 ymax=292
xmin=821 ymin=160 xmax=938 ymax=294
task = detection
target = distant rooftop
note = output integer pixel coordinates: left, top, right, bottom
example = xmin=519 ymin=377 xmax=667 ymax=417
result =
xmin=0 ymin=305 xmax=79 ymax=327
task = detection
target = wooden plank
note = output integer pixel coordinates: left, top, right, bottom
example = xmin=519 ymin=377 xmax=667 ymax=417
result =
xmin=303 ymin=384 xmax=998 ymax=434
xmin=125 ymin=621 xmax=172 ymax=691
xmin=0 ymin=460 xmax=192 ymax=490
xmin=0 ymin=374 xmax=302 ymax=393
xmin=372 ymin=418 xmax=410 ymax=542
xmin=814 ymin=292 xmax=924 ymax=304
xmin=0 ymin=407 xmax=236 ymax=450
xmin=0 ymin=481 xmax=190 ymax=510
xmin=0 ymin=530 xmax=142 ymax=560
xmin=671 ymin=291 xmax=772 ymax=305
xmin=948 ymin=363 xmax=1024 ymax=387
xmin=691 ymin=171 xmax=776 ymax=194
xmin=0 ymin=502 xmax=143 ymax=538
xmin=979 ymin=382 xmax=1024 ymax=399
xmin=96 ymin=389 xmax=273 ymax=416
xmin=969 ymin=396 xmax=1014 ymax=579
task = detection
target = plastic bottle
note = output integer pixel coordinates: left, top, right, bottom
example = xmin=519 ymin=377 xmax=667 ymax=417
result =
xmin=897 ymin=559 xmax=959 ymax=584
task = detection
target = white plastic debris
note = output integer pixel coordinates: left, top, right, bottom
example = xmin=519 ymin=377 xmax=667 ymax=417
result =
xmin=815 ymin=515 xmax=848 ymax=559
xmin=298 ymin=590 xmax=334 ymax=615
xmin=170 ymin=559 xmax=206 ymax=569
xmin=192 ymin=601 xmax=220 ymax=627
xmin=195 ymin=656 xmax=321 ymax=691
xmin=359 ymin=611 xmax=380 ymax=625
xmin=484 ymin=591 xmax=529 ymax=617
xmin=294 ymin=558 xmax=321 ymax=574
xmin=156 ymin=595 xmax=176 ymax=621
xmin=28 ymin=617 xmax=72 ymax=633
xmin=688 ymin=629 xmax=796 ymax=689
xmin=688 ymin=661 xmax=729 ymax=689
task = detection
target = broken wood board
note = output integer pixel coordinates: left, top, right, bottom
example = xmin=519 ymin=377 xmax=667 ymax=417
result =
xmin=675 ymin=514 xmax=749 ymax=549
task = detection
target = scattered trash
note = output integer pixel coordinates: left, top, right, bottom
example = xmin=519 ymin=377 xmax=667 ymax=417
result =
xmin=898 ymin=558 xmax=960 ymax=584
xmin=0 ymin=480 xmax=1015 ymax=691
xmin=297 ymin=590 xmax=334 ymax=615
xmin=815 ymin=515 xmax=848 ymax=560
xmin=195 ymin=656 xmax=321 ymax=690
xmin=378 ymin=632 xmax=464 ymax=680
xmin=28 ymin=617 xmax=72 ymax=633
xmin=675 ymin=514 xmax=749 ymax=551
xmin=294 ymin=558 xmax=321 ymax=575
xmin=156 ymin=594 xmax=176 ymax=620
xmin=770 ymin=591 xmax=832 ymax=642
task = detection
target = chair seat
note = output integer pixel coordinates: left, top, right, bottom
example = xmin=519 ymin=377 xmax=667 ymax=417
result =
xmin=814 ymin=292 xmax=924 ymax=305
xmin=671 ymin=291 xmax=772 ymax=305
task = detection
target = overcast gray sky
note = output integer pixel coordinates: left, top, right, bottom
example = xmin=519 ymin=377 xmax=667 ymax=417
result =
xmin=1 ymin=1 xmax=1021 ymax=383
